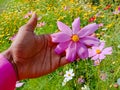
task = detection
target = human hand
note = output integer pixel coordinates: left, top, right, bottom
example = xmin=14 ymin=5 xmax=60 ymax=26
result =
xmin=2 ymin=13 xmax=69 ymax=80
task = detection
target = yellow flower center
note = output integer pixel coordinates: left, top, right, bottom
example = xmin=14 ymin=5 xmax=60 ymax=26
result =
xmin=68 ymin=74 xmax=71 ymax=76
xmin=96 ymin=49 xmax=101 ymax=54
xmin=71 ymin=34 xmax=79 ymax=42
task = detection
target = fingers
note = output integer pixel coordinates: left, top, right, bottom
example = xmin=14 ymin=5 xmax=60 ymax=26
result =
xmin=26 ymin=12 xmax=38 ymax=31
xmin=59 ymin=56 xmax=70 ymax=66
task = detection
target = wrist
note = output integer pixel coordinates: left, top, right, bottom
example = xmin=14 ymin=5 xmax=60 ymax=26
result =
xmin=1 ymin=48 xmax=12 ymax=62
xmin=1 ymin=48 xmax=19 ymax=80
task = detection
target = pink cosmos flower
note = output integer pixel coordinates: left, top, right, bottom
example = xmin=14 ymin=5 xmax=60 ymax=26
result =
xmin=37 ymin=22 xmax=46 ymax=27
xmin=89 ymin=42 xmax=112 ymax=61
xmin=51 ymin=17 xmax=99 ymax=61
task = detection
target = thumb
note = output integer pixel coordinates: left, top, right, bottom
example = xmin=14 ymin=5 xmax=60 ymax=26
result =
xmin=26 ymin=12 xmax=37 ymax=31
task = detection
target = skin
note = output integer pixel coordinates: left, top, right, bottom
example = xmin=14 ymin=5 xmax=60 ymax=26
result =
xmin=2 ymin=13 xmax=69 ymax=80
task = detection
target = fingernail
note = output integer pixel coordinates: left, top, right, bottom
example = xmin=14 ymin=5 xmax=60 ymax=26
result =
xmin=32 ymin=11 xmax=36 ymax=16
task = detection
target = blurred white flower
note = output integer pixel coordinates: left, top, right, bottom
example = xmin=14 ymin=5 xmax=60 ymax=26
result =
xmin=81 ymin=85 xmax=90 ymax=90
xmin=62 ymin=81 xmax=66 ymax=86
xmin=112 ymin=61 xmax=115 ymax=64
xmin=117 ymin=45 xmax=120 ymax=48
xmin=100 ymin=40 xmax=106 ymax=43
xmin=37 ymin=16 xmax=42 ymax=21
xmin=102 ymin=28 xmax=107 ymax=31
xmin=16 ymin=81 xmax=24 ymax=88
xmin=62 ymin=78 xmax=68 ymax=86
xmin=117 ymin=78 xmax=120 ymax=85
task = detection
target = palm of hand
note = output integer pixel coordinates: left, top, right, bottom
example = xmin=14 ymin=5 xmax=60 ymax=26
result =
xmin=9 ymin=13 xmax=69 ymax=80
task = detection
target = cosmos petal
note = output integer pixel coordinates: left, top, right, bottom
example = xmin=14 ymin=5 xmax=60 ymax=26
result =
xmin=99 ymin=53 xmax=106 ymax=60
xmin=91 ymin=54 xmax=99 ymax=60
xmin=80 ymin=36 xmax=99 ymax=46
xmin=66 ymin=42 xmax=77 ymax=62
xmin=72 ymin=17 xmax=80 ymax=34
xmin=77 ymin=43 xmax=88 ymax=59
xmin=57 ymin=21 xmax=72 ymax=35
xmin=102 ymin=47 xmax=112 ymax=55
xmin=55 ymin=41 xmax=70 ymax=54
xmin=88 ymin=49 xmax=96 ymax=57
xmin=99 ymin=42 xmax=105 ymax=50
xmin=78 ymin=23 xmax=98 ymax=37
xmin=51 ymin=32 xmax=70 ymax=42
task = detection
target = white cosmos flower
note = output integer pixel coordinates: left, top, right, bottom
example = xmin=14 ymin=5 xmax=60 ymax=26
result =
xmin=64 ymin=69 xmax=74 ymax=80
xmin=62 ymin=69 xmax=75 ymax=86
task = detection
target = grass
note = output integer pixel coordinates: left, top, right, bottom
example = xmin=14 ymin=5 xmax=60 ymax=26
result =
xmin=0 ymin=0 xmax=120 ymax=90
xmin=0 ymin=0 xmax=11 ymax=13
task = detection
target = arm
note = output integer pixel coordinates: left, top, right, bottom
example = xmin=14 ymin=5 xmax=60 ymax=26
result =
xmin=0 ymin=54 xmax=16 ymax=90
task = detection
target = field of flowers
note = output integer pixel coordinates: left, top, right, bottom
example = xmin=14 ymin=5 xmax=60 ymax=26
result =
xmin=0 ymin=0 xmax=120 ymax=90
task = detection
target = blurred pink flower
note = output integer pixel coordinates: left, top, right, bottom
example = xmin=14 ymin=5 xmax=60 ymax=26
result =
xmin=94 ymin=60 xmax=101 ymax=66
xmin=98 ymin=23 xmax=104 ymax=28
xmin=89 ymin=42 xmax=112 ymax=61
xmin=100 ymin=72 xmax=107 ymax=81
xmin=51 ymin=17 xmax=99 ymax=61
xmin=24 ymin=11 xmax=33 ymax=19
xmin=64 ymin=6 xmax=70 ymax=10
xmin=77 ymin=76 xmax=85 ymax=84
xmin=95 ymin=11 xmax=101 ymax=17
xmin=113 ymin=6 xmax=120 ymax=15
xmin=37 ymin=22 xmax=46 ymax=27
xmin=9 ymin=34 xmax=17 ymax=41
xmin=113 ymin=11 xmax=120 ymax=15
